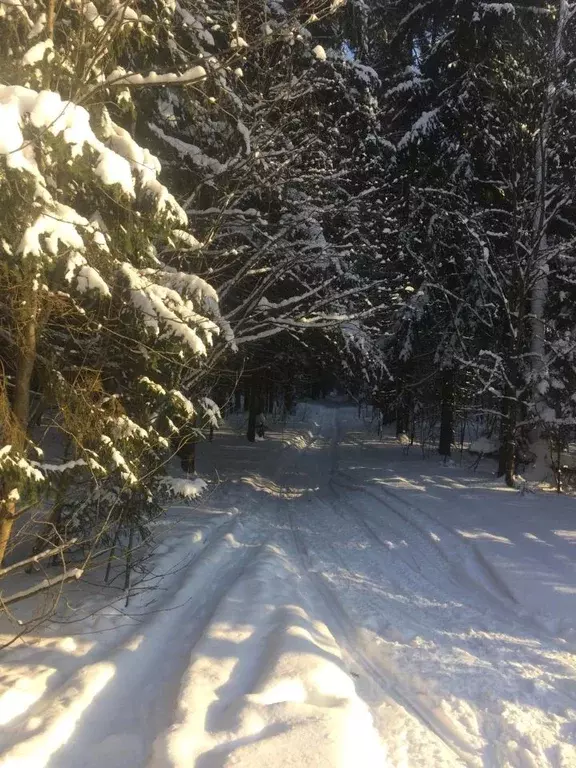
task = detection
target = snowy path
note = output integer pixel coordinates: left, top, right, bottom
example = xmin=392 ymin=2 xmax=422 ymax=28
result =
xmin=1 ymin=404 xmax=576 ymax=767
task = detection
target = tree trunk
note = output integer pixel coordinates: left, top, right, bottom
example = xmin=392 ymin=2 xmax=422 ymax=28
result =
xmin=529 ymin=122 xmax=551 ymax=480
xmin=0 ymin=296 xmax=38 ymax=565
xmin=247 ymin=378 xmax=259 ymax=442
xmin=284 ymin=385 xmax=294 ymax=415
xmin=0 ymin=499 xmax=17 ymax=569
xmin=177 ymin=415 xmax=197 ymax=474
xmin=178 ymin=437 xmax=196 ymax=473
xmin=234 ymin=389 xmax=241 ymax=412
xmin=438 ymin=368 xmax=455 ymax=459
xmin=498 ymin=384 xmax=516 ymax=488
xmin=395 ymin=384 xmax=411 ymax=437
xmin=528 ymin=0 xmax=568 ymax=482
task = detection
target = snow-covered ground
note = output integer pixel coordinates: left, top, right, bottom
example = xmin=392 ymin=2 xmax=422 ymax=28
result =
xmin=1 ymin=403 xmax=576 ymax=767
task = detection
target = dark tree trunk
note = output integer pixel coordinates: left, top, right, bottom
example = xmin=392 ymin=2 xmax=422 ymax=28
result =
xmin=178 ymin=439 xmax=196 ymax=474
xmin=438 ymin=368 xmax=455 ymax=458
xmin=498 ymin=383 xmax=516 ymax=487
xmin=395 ymin=383 xmax=411 ymax=437
xmin=234 ymin=389 xmax=241 ymax=412
xmin=247 ymin=378 xmax=259 ymax=442
xmin=176 ymin=415 xmax=198 ymax=474
xmin=284 ymin=385 xmax=294 ymax=415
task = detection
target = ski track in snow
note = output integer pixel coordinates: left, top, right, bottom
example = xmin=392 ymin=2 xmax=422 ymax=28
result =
xmin=1 ymin=403 xmax=576 ymax=767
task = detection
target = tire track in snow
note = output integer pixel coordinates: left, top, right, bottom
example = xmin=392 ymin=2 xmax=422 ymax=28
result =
xmin=279 ymin=409 xmax=576 ymax=765
xmin=284 ymin=501 xmax=474 ymax=767
xmin=335 ymin=432 xmax=576 ymax=697
xmin=336 ymin=430 xmax=550 ymax=615
xmin=323 ymin=453 xmax=500 ymax=627
xmin=376 ymin=479 xmax=523 ymax=605
xmin=324 ymin=417 xmax=576 ymax=763
xmin=333 ymin=455 xmax=570 ymax=645
xmin=331 ymin=471 xmax=507 ymax=609
xmin=342 ymin=430 xmax=528 ymax=607
xmin=0 ymin=514 xmax=234 ymax=724
xmin=0 ymin=516 xmax=269 ymax=768
xmin=276 ymin=412 xmax=475 ymax=765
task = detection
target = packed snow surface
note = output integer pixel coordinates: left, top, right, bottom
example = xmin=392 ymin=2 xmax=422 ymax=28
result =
xmin=1 ymin=404 xmax=576 ymax=767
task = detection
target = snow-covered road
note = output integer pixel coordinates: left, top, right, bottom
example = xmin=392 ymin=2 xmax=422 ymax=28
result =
xmin=1 ymin=404 xmax=576 ymax=767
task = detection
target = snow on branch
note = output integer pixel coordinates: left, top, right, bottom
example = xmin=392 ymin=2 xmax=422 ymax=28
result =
xmin=159 ymin=476 xmax=208 ymax=499
xmin=106 ymin=65 xmax=207 ymax=88
xmin=122 ymin=264 xmax=221 ymax=354
xmin=199 ymin=397 xmax=221 ymax=427
xmin=480 ymin=3 xmax=516 ymax=17
xmin=1 ymin=569 xmax=83 ymax=607
xmin=398 ymin=109 xmax=440 ymax=149
xmin=0 ymin=539 xmax=78 ymax=578
xmin=148 ymin=123 xmax=225 ymax=174
xmin=0 ymin=85 xmax=188 ymax=227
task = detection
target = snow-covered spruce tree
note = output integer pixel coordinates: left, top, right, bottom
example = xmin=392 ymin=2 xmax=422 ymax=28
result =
xmin=0 ymin=0 xmax=229 ymax=566
xmin=373 ymin=0 xmax=576 ymax=481
xmin=130 ymin=0 xmax=392 ymax=432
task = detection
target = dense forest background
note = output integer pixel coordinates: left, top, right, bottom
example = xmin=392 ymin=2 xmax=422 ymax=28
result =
xmin=1 ymin=0 xmax=576 ymax=588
